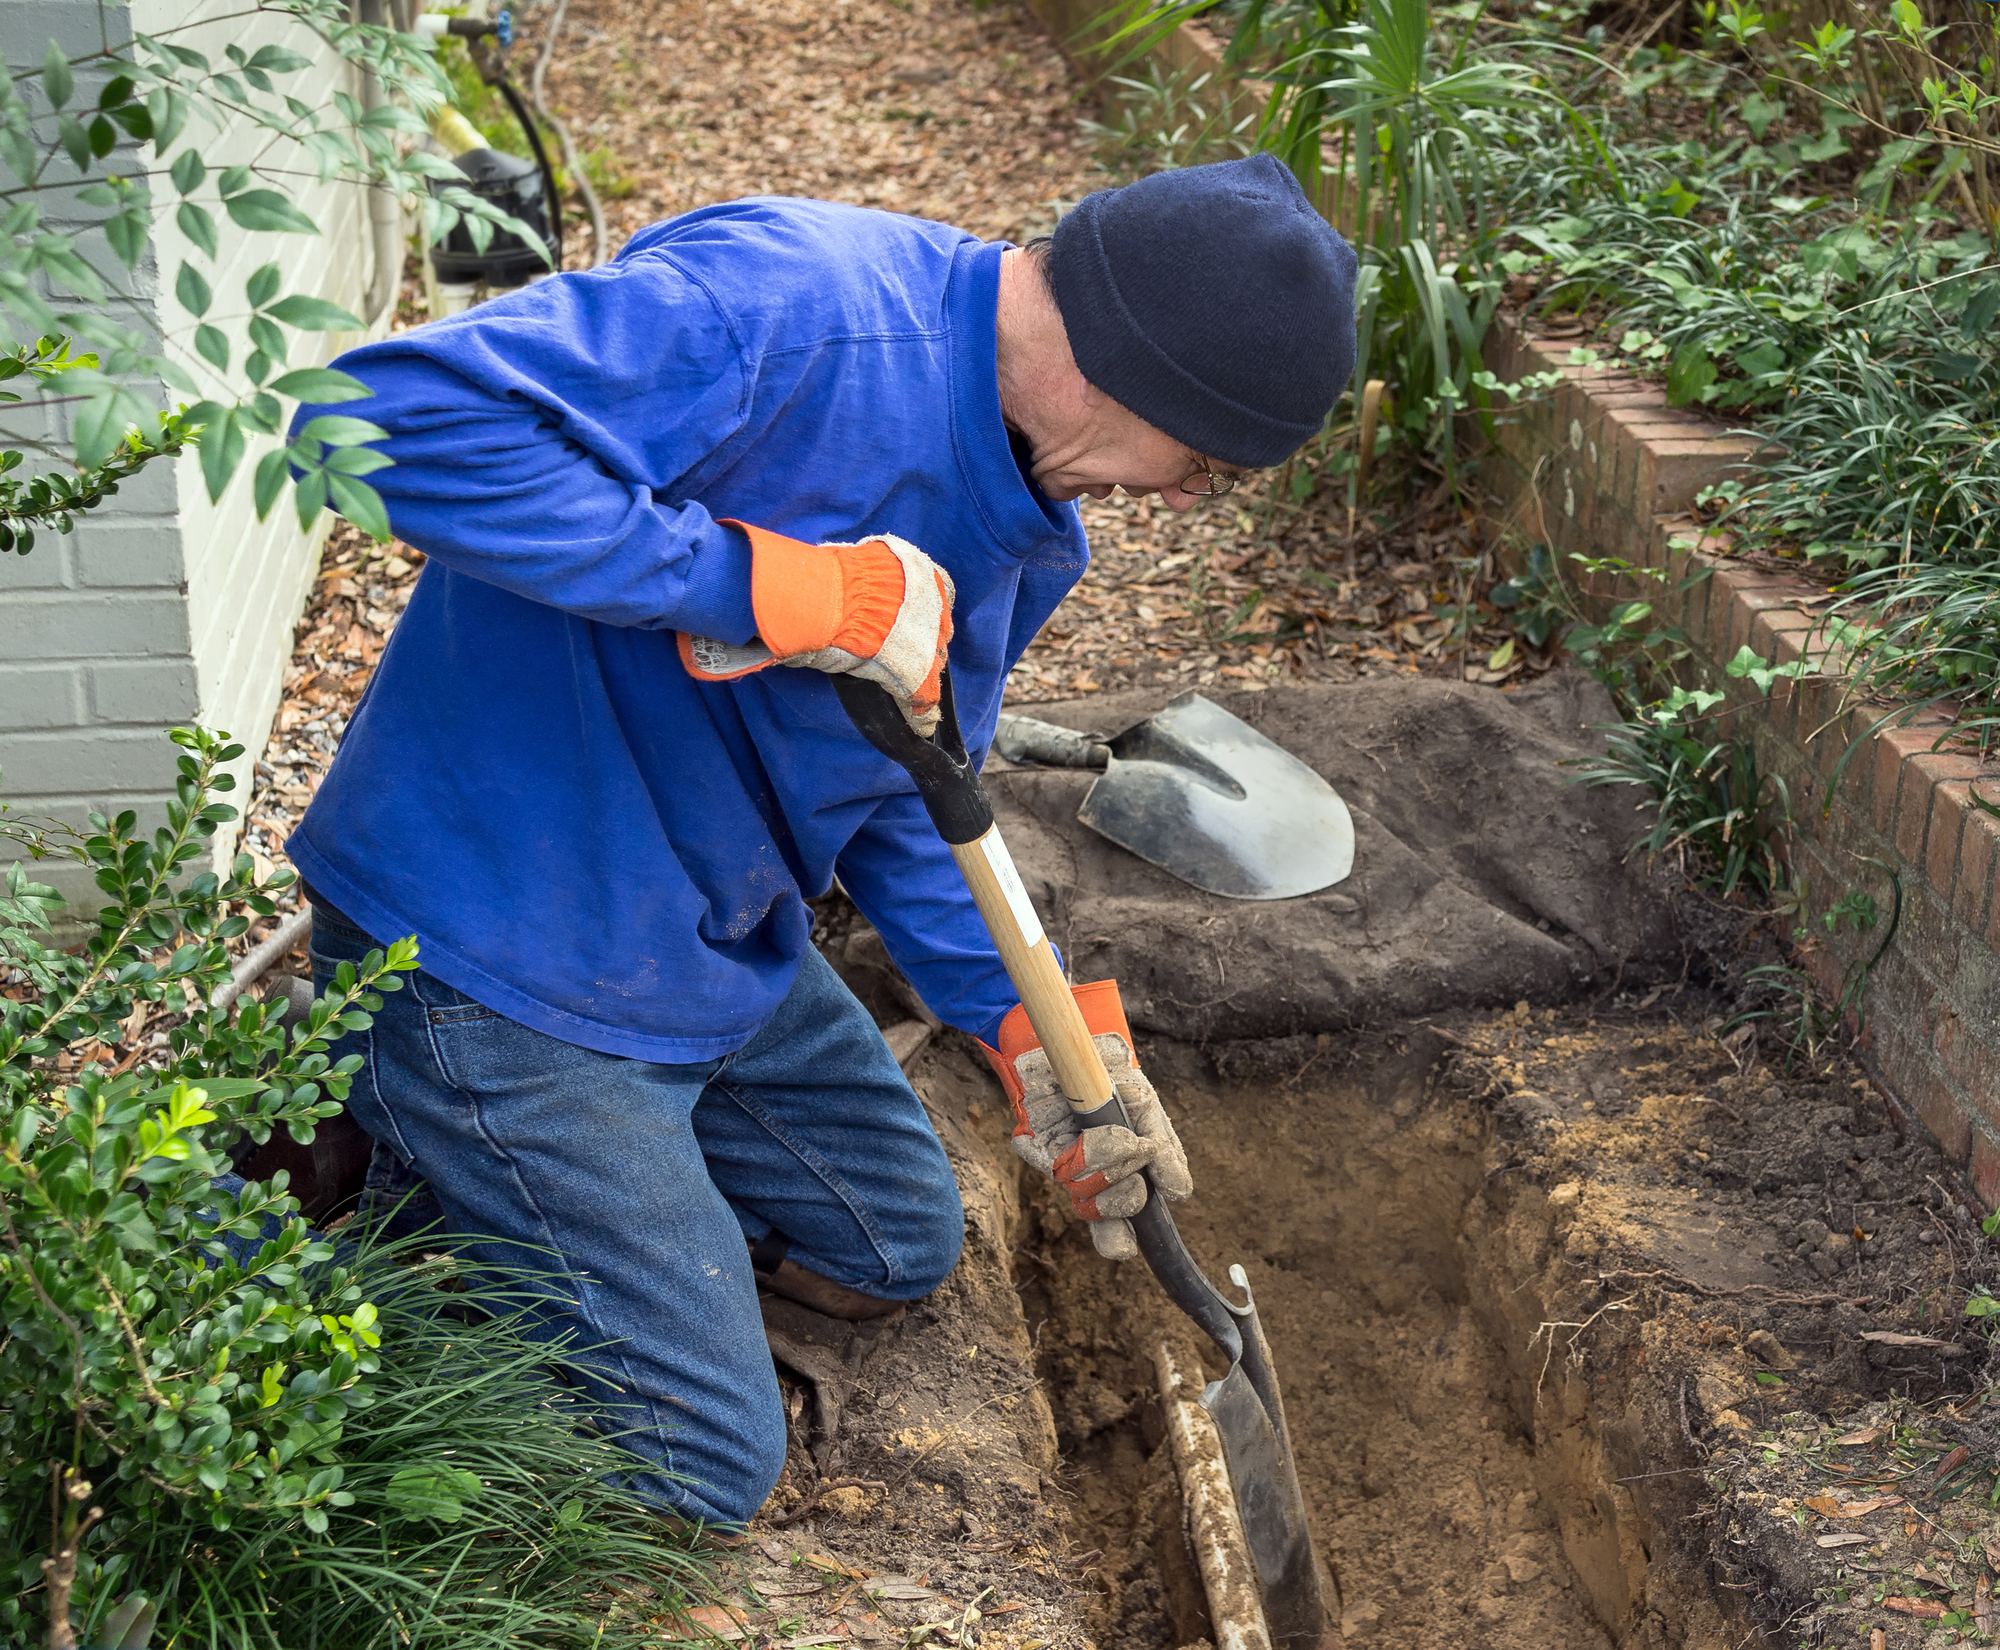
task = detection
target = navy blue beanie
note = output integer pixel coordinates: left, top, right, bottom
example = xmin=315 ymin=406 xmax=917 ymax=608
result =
xmin=1048 ymin=154 xmax=1359 ymax=469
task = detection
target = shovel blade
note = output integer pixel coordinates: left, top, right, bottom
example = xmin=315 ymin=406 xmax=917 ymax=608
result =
xmin=1204 ymin=1364 xmax=1332 ymax=1649
xmin=1077 ymin=694 xmax=1353 ymax=900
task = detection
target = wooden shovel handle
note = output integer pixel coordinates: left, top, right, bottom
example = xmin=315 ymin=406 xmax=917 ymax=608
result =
xmin=825 ymin=670 xmax=1111 ymax=1113
xmin=950 ymin=825 xmax=1113 ymax=1113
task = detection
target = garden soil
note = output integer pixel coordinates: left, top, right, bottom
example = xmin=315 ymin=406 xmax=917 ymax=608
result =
xmin=982 ymin=671 xmax=1684 ymax=1042
xmin=707 ymin=680 xmax=1993 ymax=1650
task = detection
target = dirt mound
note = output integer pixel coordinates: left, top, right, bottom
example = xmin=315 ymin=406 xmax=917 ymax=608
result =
xmin=987 ymin=672 xmax=1684 ymax=1043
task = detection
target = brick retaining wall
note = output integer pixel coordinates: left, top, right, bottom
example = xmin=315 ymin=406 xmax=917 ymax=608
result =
xmin=1484 ymin=323 xmax=2000 ymax=1199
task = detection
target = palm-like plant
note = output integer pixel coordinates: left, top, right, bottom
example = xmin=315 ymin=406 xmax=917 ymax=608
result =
xmin=1314 ymin=0 xmax=1583 ymax=480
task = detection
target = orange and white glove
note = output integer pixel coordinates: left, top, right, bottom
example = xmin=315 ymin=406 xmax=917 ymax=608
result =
xmin=678 ymin=521 xmax=955 ymax=735
xmin=979 ymin=981 xmax=1192 ymax=1261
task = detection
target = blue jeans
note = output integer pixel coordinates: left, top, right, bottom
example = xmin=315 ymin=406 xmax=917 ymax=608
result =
xmin=308 ymin=901 xmax=964 ymax=1524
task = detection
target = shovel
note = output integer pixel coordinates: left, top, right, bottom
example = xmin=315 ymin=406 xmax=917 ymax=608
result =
xmin=833 ymin=671 xmax=1335 ymax=1650
xmin=991 ymin=694 xmax=1353 ymax=900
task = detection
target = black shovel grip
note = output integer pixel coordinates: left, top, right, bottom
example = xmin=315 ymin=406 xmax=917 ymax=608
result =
xmin=831 ymin=672 xmax=992 ymax=846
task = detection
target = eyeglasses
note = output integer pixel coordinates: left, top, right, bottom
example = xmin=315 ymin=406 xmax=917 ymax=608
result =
xmin=1178 ymin=459 xmax=1238 ymax=498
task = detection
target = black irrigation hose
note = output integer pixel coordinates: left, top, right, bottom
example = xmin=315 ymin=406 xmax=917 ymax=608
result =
xmin=492 ymin=72 xmax=563 ymax=270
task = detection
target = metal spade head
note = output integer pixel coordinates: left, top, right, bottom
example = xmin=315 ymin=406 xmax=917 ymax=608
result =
xmin=998 ymin=694 xmax=1354 ymax=900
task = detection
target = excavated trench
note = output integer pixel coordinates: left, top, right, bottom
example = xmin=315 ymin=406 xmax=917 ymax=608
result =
xmin=998 ymin=1012 xmax=1978 ymax=1650
xmin=802 ymin=922 xmax=1979 ymax=1650
xmin=1015 ymin=1019 xmax=1680 ymax=1650
xmin=741 ymin=679 xmax=1984 ymax=1649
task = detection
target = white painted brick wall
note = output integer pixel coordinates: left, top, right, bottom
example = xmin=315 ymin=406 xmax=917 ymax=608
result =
xmin=0 ymin=0 xmax=391 ymax=927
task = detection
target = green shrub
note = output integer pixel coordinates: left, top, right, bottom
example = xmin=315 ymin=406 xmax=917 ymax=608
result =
xmin=0 ymin=731 xmax=709 ymax=1647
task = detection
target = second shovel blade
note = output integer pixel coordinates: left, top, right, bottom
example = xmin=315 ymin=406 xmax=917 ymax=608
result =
xmin=1077 ymin=693 xmax=1353 ymax=900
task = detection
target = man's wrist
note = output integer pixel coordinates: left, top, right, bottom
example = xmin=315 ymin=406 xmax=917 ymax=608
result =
xmin=672 ymin=520 xmax=759 ymax=645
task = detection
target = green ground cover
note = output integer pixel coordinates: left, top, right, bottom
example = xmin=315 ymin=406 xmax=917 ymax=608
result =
xmin=2 ymin=730 xmax=713 ymax=1649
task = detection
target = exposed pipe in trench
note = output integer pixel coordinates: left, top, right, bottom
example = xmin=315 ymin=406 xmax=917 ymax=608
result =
xmin=1157 ymin=1342 xmax=1275 ymax=1650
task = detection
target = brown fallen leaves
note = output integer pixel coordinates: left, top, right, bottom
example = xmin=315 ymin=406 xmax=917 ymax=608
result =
xmin=236 ymin=522 xmax=426 ymax=932
xmin=1803 ymin=1492 xmax=1902 ymax=1519
xmin=518 ymin=0 xmax=1529 ymax=705
xmin=1005 ymin=476 xmax=1528 ymax=708
xmin=520 ymin=0 xmax=1100 ymax=254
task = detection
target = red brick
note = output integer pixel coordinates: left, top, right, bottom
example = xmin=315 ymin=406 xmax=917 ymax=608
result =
xmin=1939 ymin=1014 xmax=2000 ymax=1124
xmin=1903 ymin=752 xmax=1985 ymax=880
xmin=1766 ymin=740 xmax=1818 ymax=820
xmin=1825 ymin=704 xmax=1885 ymax=808
xmin=1765 ymin=678 xmax=1800 ymax=743
xmin=1667 ymin=560 xmax=1715 ymax=650
xmin=1873 ymin=726 xmax=1936 ymax=833
xmin=1970 ymin=1131 xmax=2000 ymax=1211
xmin=1635 ymin=436 xmax=1764 ymax=514
xmin=1927 ymin=780 xmax=1974 ymax=905
xmin=1752 ymin=607 xmax=1817 ymax=667
xmin=1877 ymin=1019 xmax=1972 ymax=1160
xmin=1954 ymin=803 xmax=2000 ymax=932
xmin=1552 ymin=377 xmax=1594 ymax=442
xmin=1819 ymin=799 xmax=1888 ymax=875
xmin=1730 ymin=590 xmax=1802 ymax=661
xmin=1643 ymin=515 xmax=1692 ymax=575
xmin=1895 ymin=778 xmax=1937 ymax=883
xmin=1793 ymin=679 xmax=1843 ymax=772
xmin=1519 ymin=336 xmax=1568 ymax=375
xmin=1600 ymin=407 xmax=1715 ymax=446
xmin=1983 ymin=840 xmax=2000 ymax=958
xmin=1587 ymin=395 xmax=1664 ymax=480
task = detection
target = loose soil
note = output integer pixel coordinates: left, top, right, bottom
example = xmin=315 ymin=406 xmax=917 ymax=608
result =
xmin=985 ymin=672 xmax=1687 ymax=1042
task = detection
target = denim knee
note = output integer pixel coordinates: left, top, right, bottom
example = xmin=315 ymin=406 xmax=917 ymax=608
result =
xmin=906 ymin=1176 xmax=967 ymax=1296
xmin=732 ymin=1387 xmax=792 ymax=1521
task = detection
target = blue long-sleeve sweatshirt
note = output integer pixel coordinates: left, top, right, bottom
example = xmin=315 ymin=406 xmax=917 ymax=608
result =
xmin=286 ymin=198 xmax=1088 ymax=1060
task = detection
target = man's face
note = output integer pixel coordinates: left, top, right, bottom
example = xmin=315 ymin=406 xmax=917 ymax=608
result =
xmin=1027 ymin=394 xmax=1246 ymax=514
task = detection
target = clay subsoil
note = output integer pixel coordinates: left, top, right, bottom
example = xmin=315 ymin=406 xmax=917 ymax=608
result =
xmin=1026 ymin=1010 xmax=1992 ymax=1650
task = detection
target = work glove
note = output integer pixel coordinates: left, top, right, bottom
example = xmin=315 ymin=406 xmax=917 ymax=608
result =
xmin=678 ymin=521 xmax=955 ymax=734
xmin=979 ymin=980 xmax=1192 ymax=1261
